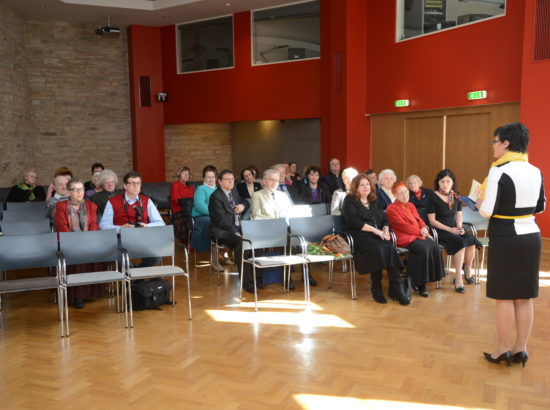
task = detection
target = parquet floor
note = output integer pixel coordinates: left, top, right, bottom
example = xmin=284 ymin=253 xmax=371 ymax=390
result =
xmin=1 ymin=244 xmax=550 ymax=409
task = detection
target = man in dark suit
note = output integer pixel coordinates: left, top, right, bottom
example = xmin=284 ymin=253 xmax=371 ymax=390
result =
xmin=209 ymin=169 xmax=255 ymax=292
xmin=321 ymin=158 xmax=344 ymax=195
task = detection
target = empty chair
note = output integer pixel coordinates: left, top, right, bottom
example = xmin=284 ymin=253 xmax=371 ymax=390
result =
xmin=2 ymin=209 xmax=48 ymax=222
xmin=0 ymin=232 xmax=64 ymax=336
xmin=141 ymin=182 xmax=171 ymax=215
xmin=58 ymin=229 xmax=126 ymax=336
xmin=0 ymin=219 xmax=51 ymax=235
xmin=120 ymin=225 xmax=192 ymax=327
xmin=289 ymin=215 xmax=356 ymax=299
xmin=6 ymin=201 xmax=47 ymax=212
xmin=240 ymin=218 xmax=310 ymax=311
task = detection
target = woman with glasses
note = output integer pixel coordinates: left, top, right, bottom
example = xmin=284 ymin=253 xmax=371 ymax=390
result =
xmin=55 ymin=179 xmax=104 ymax=309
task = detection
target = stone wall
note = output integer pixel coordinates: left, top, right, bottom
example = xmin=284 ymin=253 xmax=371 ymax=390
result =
xmin=164 ymin=123 xmax=233 ymax=182
xmin=0 ymin=3 xmax=132 ymax=187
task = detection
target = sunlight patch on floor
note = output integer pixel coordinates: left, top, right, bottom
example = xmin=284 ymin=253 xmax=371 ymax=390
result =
xmin=226 ymin=299 xmax=324 ymax=311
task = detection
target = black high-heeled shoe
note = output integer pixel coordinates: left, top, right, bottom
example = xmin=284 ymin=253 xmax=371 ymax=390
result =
xmin=453 ymin=279 xmax=465 ymax=293
xmin=483 ymin=351 xmax=512 ymax=366
xmin=464 ymin=274 xmax=474 ymax=285
xmin=512 ymin=351 xmax=529 ymax=368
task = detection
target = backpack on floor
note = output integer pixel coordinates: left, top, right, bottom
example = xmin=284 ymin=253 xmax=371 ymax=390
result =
xmin=131 ymin=278 xmax=172 ymax=311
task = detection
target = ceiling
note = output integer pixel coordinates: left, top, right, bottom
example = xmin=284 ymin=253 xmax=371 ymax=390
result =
xmin=1 ymin=0 xmax=305 ymax=27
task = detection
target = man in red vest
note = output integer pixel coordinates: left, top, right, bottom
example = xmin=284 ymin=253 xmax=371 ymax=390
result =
xmin=100 ymin=171 xmax=165 ymax=267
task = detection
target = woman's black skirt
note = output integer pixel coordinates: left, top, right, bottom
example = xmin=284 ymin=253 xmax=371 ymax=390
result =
xmin=406 ymin=239 xmax=445 ymax=285
xmin=348 ymin=231 xmax=402 ymax=274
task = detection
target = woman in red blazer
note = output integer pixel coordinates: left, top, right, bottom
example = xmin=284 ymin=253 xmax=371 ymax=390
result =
xmin=386 ymin=182 xmax=445 ymax=297
xmin=55 ymin=179 xmax=103 ymax=308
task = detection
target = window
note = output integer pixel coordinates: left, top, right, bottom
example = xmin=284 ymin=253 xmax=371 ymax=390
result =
xmin=396 ymin=0 xmax=506 ymax=41
xmin=253 ymin=0 xmax=320 ymax=65
xmin=177 ymin=16 xmax=234 ymax=73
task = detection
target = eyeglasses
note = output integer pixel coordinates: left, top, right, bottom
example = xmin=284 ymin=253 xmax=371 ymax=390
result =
xmin=70 ymin=188 xmax=84 ymax=192
xmin=125 ymin=181 xmax=141 ymax=186
xmin=491 ymin=138 xmax=500 ymax=144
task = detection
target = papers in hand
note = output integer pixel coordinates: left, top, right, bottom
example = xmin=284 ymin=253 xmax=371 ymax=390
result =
xmin=460 ymin=179 xmax=481 ymax=211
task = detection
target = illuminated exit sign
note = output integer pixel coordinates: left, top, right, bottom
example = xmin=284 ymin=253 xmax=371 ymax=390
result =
xmin=467 ymin=90 xmax=487 ymax=100
xmin=394 ymin=99 xmax=410 ymax=107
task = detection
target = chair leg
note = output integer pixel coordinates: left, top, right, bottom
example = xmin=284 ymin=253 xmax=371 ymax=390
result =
xmin=303 ymin=264 xmax=310 ymax=307
xmin=0 ymin=294 xmax=3 ymax=329
xmin=328 ymin=261 xmax=334 ymax=289
xmin=64 ymin=287 xmax=70 ymax=337
xmin=342 ymin=259 xmax=347 ymax=273
xmin=58 ymin=288 xmax=64 ymax=337
xmin=185 ymin=274 xmax=192 ymax=320
xmin=116 ymin=281 xmax=121 ymax=313
xmin=350 ymin=261 xmax=357 ymax=300
xmin=128 ymin=280 xmax=134 ymax=328
xmin=252 ymin=265 xmax=258 ymax=312
xmin=123 ymin=281 xmax=129 ymax=329
xmin=172 ymin=275 xmax=176 ymax=306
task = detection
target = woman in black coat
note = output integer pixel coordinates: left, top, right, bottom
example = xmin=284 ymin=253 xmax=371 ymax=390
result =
xmin=299 ymin=166 xmax=331 ymax=205
xmin=236 ymin=167 xmax=261 ymax=199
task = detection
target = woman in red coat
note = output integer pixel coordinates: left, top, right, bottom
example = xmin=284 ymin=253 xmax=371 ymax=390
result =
xmin=386 ymin=182 xmax=445 ymax=297
xmin=169 ymin=166 xmax=195 ymax=241
xmin=55 ymin=179 xmax=104 ymax=308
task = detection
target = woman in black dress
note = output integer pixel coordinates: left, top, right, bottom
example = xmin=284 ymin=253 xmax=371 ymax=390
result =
xmin=427 ymin=169 xmax=478 ymax=293
xmin=478 ymin=122 xmax=545 ymax=367
xmin=342 ymin=174 xmax=409 ymax=305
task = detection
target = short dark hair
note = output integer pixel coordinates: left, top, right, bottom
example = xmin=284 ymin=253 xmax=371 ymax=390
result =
xmin=365 ymin=169 xmax=375 ymax=176
xmin=433 ymin=169 xmax=457 ymax=192
xmin=305 ymin=165 xmax=321 ymax=177
xmin=67 ymin=178 xmax=83 ymax=190
xmin=240 ymin=167 xmax=253 ymax=180
xmin=123 ymin=171 xmax=142 ymax=184
xmin=218 ymin=169 xmax=234 ymax=181
xmin=494 ymin=122 xmax=529 ymax=153
xmin=91 ymin=163 xmax=105 ymax=173
xmin=247 ymin=165 xmax=259 ymax=178
xmin=202 ymin=165 xmax=218 ymax=178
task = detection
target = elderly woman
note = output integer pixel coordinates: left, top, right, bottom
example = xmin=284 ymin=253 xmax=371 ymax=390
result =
xmin=6 ymin=169 xmax=46 ymax=202
xmin=85 ymin=171 xmax=103 ymax=200
xmin=90 ymin=169 xmax=121 ymax=220
xmin=46 ymin=166 xmax=73 ymax=200
xmin=427 ymin=169 xmax=479 ymax=293
xmin=236 ymin=167 xmax=261 ymax=199
xmin=46 ymin=174 xmax=71 ymax=223
xmin=407 ymin=174 xmax=433 ymax=222
xmin=191 ymin=165 xmax=218 ymax=253
xmin=55 ymin=179 xmax=104 ymax=309
xmin=300 ymin=165 xmax=331 ymax=205
xmin=477 ymin=122 xmax=545 ymax=367
xmin=170 ymin=166 xmax=196 ymax=241
xmin=331 ymin=167 xmax=358 ymax=215
xmin=376 ymin=169 xmax=397 ymax=210
xmin=341 ymin=174 xmax=409 ymax=305
xmin=387 ymin=182 xmax=445 ymax=297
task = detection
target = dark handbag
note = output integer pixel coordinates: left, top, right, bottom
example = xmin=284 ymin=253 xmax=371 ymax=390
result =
xmin=131 ymin=278 xmax=172 ymax=311
xmin=399 ymin=271 xmax=412 ymax=300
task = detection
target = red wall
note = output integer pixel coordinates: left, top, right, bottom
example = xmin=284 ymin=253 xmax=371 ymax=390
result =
xmin=365 ymin=1 xmax=525 ymax=114
xmin=160 ymin=11 xmax=321 ymax=124
xmin=520 ymin=0 xmax=550 ymax=236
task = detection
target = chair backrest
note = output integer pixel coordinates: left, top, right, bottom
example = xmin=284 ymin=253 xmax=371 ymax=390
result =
xmin=178 ymin=197 xmax=194 ymax=217
xmin=59 ymin=229 xmax=119 ymax=265
xmin=332 ymin=214 xmax=347 ymax=233
xmin=120 ymin=225 xmax=175 ymax=259
xmin=6 ymin=201 xmax=46 ymax=211
xmin=141 ymin=182 xmax=170 ymax=209
xmin=241 ymin=218 xmax=288 ymax=250
xmin=289 ymin=205 xmax=314 ymax=218
xmin=2 ymin=209 xmax=48 ymax=221
xmin=0 ymin=219 xmax=51 ymax=235
xmin=289 ymin=215 xmax=334 ymax=243
xmin=0 ymin=187 xmax=11 ymax=207
xmin=461 ymin=206 xmax=489 ymax=231
xmin=0 ymin=232 xmax=59 ymax=271
xmin=310 ymin=203 xmax=329 ymax=216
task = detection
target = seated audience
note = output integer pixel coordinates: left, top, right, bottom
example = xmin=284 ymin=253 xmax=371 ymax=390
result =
xmin=321 ymin=158 xmax=344 ymax=194
xmin=208 ymin=170 xmax=251 ymax=286
xmin=46 ymin=166 xmax=73 ymax=200
xmin=90 ymin=169 xmax=122 ymax=220
xmin=251 ymin=169 xmax=293 ymax=219
xmin=427 ymin=169 xmax=479 ymax=293
xmin=191 ymin=165 xmax=218 ymax=253
xmin=407 ymin=174 xmax=433 ymax=222
xmin=46 ymin=174 xmax=70 ymax=222
xmin=100 ymin=171 xmax=165 ymax=268
xmin=85 ymin=171 xmax=103 ymax=200
xmin=386 ymin=182 xmax=445 ymax=297
xmin=170 ymin=166 xmax=196 ymax=242
xmin=84 ymin=163 xmax=105 ymax=191
xmin=300 ymin=165 xmax=331 ymax=205
xmin=376 ymin=168 xmax=397 ymax=210
xmin=247 ymin=165 xmax=262 ymax=184
xmin=272 ymin=163 xmax=300 ymax=203
xmin=55 ymin=179 xmax=104 ymax=308
xmin=288 ymin=161 xmax=301 ymax=184
xmin=6 ymin=169 xmax=46 ymax=202
xmin=331 ymin=167 xmax=358 ymax=215
xmin=236 ymin=167 xmax=261 ymax=199
xmin=341 ymin=174 xmax=409 ymax=305
xmin=365 ymin=169 xmax=379 ymax=191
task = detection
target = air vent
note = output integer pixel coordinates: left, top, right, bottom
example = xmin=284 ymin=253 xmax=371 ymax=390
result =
xmin=534 ymin=0 xmax=550 ymax=61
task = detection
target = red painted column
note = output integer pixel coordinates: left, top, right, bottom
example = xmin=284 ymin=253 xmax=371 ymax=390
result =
xmin=520 ymin=0 xmax=550 ymax=236
xmin=320 ymin=0 xmax=369 ymax=173
xmin=127 ymin=25 xmax=166 ymax=182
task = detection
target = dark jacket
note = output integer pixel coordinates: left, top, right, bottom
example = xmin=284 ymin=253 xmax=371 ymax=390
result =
xmin=320 ymin=171 xmax=344 ymax=195
xmin=299 ymin=182 xmax=331 ymax=205
xmin=208 ymin=187 xmax=250 ymax=241
xmin=236 ymin=181 xmax=261 ymax=199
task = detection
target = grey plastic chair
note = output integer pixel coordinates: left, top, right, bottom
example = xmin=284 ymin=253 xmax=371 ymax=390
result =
xmin=6 ymin=201 xmax=47 ymax=212
xmin=240 ymin=218 xmax=309 ymax=311
xmin=58 ymin=229 xmax=126 ymax=336
xmin=0 ymin=219 xmax=51 ymax=235
xmin=120 ymin=225 xmax=192 ymax=328
xmin=2 ymin=209 xmax=48 ymax=222
xmin=289 ymin=215 xmax=357 ymax=300
xmin=462 ymin=206 xmax=489 ymax=284
xmin=0 ymin=232 xmax=64 ymax=337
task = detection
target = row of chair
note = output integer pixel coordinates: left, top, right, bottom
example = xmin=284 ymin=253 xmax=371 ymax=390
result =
xmin=0 ymin=226 xmax=192 ymax=337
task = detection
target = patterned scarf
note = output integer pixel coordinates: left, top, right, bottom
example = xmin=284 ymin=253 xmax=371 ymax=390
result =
xmin=438 ymin=189 xmax=461 ymax=210
xmin=67 ymin=201 xmax=89 ymax=232
xmin=18 ymin=183 xmax=37 ymax=201
xmin=479 ymin=151 xmax=528 ymax=200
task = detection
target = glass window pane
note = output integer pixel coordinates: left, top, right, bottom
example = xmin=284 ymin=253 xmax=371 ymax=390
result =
xmin=397 ymin=0 xmax=506 ymax=42
xmin=177 ymin=16 xmax=234 ymax=73
xmin=253 ymin=0 xmax=320 ymax=65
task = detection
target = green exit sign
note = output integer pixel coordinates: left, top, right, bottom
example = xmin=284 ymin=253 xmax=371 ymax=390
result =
xmin=467 ymin=90 xmax=487 ymax=100
xmin=394 ymin=99 xmax=410 ymax=107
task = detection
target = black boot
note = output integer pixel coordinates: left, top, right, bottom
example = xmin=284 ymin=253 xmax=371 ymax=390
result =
xmin=370 ymin=271 xmax=387 ymax=304
xmin=388 ymin=269 xmax=410 ymax=306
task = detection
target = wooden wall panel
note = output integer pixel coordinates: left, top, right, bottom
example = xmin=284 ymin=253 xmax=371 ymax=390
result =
xmin=371 ymin=114 xmax=404 ymax=178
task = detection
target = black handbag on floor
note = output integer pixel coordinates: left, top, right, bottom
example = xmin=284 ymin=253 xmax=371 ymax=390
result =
xmin=131 ymin=278 xmax=172 ymax=311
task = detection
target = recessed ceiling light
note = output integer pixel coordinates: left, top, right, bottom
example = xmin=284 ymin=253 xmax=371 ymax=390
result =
xmin=225 ymin=2 xmax=231 ymax=6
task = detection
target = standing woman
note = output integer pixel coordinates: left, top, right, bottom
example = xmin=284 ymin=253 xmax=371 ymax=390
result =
xmin=170 ymin=166 xmax=196 ymax=241
xmin=478 ymin=122 xmax=545 ymax=367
